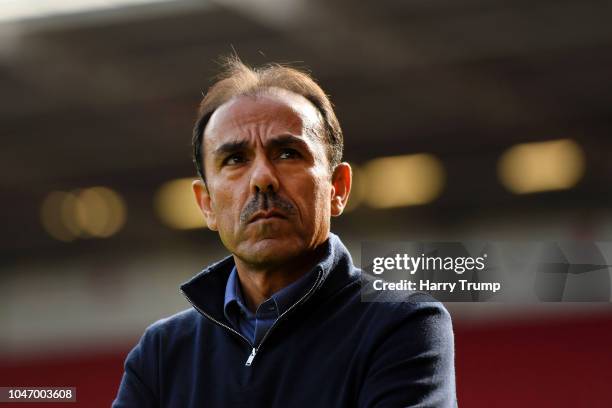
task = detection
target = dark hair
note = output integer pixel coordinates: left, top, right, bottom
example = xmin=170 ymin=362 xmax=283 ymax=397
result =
xmin=192 ymin=56 xmax=343 ymax=181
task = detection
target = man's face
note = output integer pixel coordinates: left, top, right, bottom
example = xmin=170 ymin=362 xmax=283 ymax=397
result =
xmin=193 ymin=89 xmax=348 ymax=268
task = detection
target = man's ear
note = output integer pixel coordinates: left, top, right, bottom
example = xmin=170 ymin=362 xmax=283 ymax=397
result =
xmin=192 ymin=179 xmax=218 ymax=231
xmin=330 ymin=162 xmax=352 ymax=217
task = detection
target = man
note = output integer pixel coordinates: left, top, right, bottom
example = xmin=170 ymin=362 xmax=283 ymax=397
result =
xmin=113 ymin=57 xmax=456 ymax=407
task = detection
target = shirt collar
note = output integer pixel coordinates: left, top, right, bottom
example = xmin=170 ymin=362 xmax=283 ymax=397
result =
xmin=223 ymin=266 xmax=249 ymax=321
xmin=223 ymin=263 xmax=319 ymax=322
xmin=181 ymin=232 xmax=359 ymax=324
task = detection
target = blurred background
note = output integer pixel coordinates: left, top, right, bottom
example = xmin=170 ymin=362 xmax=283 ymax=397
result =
xmin=1 ymin=0 xmax=612 ymax=406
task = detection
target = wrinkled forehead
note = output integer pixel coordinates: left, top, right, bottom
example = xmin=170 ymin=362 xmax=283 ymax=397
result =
xmin=203 ymin=88 xmax=323 ymax=149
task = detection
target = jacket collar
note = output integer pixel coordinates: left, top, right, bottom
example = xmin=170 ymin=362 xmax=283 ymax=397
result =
xmin=180 ymin=232 xmax=359 ymax=323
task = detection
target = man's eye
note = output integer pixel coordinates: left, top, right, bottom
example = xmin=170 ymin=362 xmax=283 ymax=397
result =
xmin=279 ymin=149 xmax=301 ymax=160
xmin=223 ymin=154 xmax=245 ymax=166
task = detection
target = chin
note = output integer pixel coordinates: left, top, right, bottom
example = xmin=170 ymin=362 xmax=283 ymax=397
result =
xmin=238 ymin=235 xmax=304 ymax=266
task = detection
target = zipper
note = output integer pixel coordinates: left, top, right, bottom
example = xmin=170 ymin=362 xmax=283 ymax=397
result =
xmin=245 ymin=348 xmax=256 ymax=366
xmin=180 ymin=288 xmax=254 ymax=348
xmin=244 ymin=267 xmax=324 ymax=366
xmin=180 ymin=266 xmax=324 ymax=368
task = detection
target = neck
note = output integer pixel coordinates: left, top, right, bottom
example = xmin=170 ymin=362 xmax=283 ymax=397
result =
xmin=233 ymin=241 xmax=328 ymax=312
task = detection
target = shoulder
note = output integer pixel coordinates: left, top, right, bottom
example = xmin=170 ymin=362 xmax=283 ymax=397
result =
xmin=365 ymin=294 xmax=452 ymax=339
xmin=138 ymin=308 xmax=203 ymax=348
xmin=391 ymin=294 xmax=453 ymax=350
xmin=357 ymin=271 xmax=453 ymax=347
xmin=149 ymin=307 xmax=201 ymax=331
xmin=360 ymin=269 xmax=451 ymax=313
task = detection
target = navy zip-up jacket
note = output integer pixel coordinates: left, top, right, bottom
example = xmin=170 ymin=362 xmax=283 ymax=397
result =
xmin=112 ymin=233 xmax=457 ymax=407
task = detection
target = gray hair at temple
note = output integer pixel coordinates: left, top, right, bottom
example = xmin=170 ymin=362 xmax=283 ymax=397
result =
xmin=191 ymin=56 xmax=344 ymax=182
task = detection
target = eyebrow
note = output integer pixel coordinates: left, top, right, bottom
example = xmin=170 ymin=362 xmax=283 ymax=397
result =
xmin=267 ymin=134 xmax=310 ymax=151
xmin=212 ymin=134 xmax=310 ymax=158
xmin=213 ymin=140 xmax=250 ymax=157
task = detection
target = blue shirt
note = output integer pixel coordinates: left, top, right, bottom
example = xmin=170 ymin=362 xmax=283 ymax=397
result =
xmin=223 ymin=265 xmax=318 ymax=346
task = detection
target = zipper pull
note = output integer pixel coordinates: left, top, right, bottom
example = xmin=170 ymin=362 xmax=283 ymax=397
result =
xmin=245 ymin=348 xmax=257 ymax=366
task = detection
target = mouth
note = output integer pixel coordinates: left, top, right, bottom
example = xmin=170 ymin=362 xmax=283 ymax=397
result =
xmin=249 ymin=210 xmax=288 ymax=223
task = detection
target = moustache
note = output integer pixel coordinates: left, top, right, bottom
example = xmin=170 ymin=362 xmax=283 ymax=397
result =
xmin=240 ymin=191 xmax=296 ymax=225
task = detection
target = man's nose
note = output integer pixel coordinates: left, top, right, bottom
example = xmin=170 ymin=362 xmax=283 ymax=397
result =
xmin=249 ymin=155 xmax=280 ymax=194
